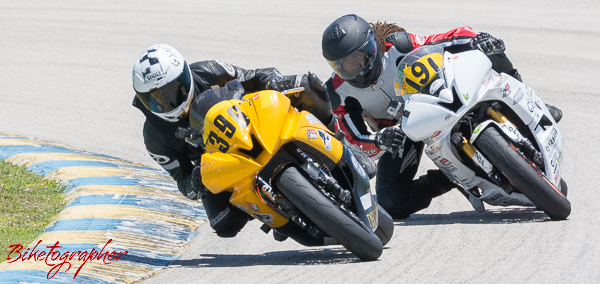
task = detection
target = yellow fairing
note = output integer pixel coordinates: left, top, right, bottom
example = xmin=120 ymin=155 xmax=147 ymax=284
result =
xmin=200 ymin=90 xmax=343 ymax=228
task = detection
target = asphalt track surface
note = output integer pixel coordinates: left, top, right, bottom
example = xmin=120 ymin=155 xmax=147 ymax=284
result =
xmin=1 ymin=0 xmax=599 ymax=283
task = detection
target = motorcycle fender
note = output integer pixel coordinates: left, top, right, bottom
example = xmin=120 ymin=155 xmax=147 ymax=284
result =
xmin=470 ymin=120 xmax=519 ymax=144
xmin=338 ymin=147 xmax=378 ymax=232
xmin=201 ymin=152 xmax=261 ymax=194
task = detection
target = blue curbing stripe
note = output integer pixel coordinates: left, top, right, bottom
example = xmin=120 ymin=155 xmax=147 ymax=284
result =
xmin=45 ymin=219 xmax=195 ymax=242
xmin=63 ymin=176 xmax=177 ymax=194
xmin=4 ymin=242 xmax=181 ymax=268
xmin=0 ymin=145 xmax=80 ymax=160
xmin=64 ymin=195 xmax=207 ymax=219
xmin=0 ymin=270 xmax=115 ymax=284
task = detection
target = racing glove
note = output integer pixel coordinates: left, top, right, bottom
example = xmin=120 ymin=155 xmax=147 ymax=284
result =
xmin=257 ymin=68 xmax=284 ymax=90
xmin=470 ymin=32 xmax=506 ymax=55
xmin=375 ymin=126 xmax=404 ymax=150
xmin=185 ymin=166 xmax=206 ymax=200
xmin=270 ymin=73 xmax=335 ymax=129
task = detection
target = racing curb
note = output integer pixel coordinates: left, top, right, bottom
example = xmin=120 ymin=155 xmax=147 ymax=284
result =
xmin=0 ymin=133 xmax=207 ymax=283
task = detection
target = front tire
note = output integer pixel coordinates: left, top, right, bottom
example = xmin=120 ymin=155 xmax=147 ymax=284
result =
xmin=475 ymin=127 xmax=571 ymax=220
xmin=275 ymin=167 xmax=383 ymax=261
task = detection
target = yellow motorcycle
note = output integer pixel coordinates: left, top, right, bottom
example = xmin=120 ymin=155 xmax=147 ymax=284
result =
xmin=179 ymin=80 xmax=393 ymax=261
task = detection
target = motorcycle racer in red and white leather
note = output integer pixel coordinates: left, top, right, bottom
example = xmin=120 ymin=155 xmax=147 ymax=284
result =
xmin=321 ymin=14 xmax=556 ymax=219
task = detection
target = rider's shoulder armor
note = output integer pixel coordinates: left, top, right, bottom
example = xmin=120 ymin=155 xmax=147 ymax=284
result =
xmin=386 ymin=32 xmax=414 ymax=54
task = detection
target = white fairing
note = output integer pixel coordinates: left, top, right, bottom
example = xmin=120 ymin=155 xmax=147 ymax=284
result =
xmin=402 ymin=50 xmax=564 ymax=209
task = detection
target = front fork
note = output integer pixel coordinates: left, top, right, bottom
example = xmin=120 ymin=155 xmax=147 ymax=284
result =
xmin=452 ymin=105 xmax=545 ymax=183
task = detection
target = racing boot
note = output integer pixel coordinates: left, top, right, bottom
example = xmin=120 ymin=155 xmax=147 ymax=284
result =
xmin=546 ymin=104 xmax=563 ymax=123
xmin=424 ymin=169 xmax=456 ymax=198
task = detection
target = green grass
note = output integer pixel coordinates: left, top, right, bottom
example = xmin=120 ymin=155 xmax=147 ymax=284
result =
xmin=0 ymin=160 xmax=65 ymax=260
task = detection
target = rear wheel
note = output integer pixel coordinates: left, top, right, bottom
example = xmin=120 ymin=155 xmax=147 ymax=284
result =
xmin=374 ymin=204 xmax=394 ymax=246
xmin=475 ymin=127 xmax=571 ymax=220
xmin=275 ymin=167 xmax=383 ymax=261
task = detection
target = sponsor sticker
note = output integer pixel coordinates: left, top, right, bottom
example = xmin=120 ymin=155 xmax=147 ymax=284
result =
xmin=307 ymin=129 xmax=318 ymax=139
xmin=247 ymin=202 xmax=260 ymax=212
xmin=482 ymin=76 xmax=490 ymax=86
xmin=318 ymin=129 xmax=332 ymax=151
xmin=253 ymin=213 xmax=274 ymax=224
xmin=440 ymin=158 xmax=451 ymax=166
xmin=513 ymin=89 xmax=524 ymax=105
xmin=430 ymin=79 xmax=444 ymax=94
xmin=473 ymin=124 xmax=483 ymax=134
xmin=360 ymin=193 xmax=372 ymax=210
xmin=546 ymin=128 xmax=558 ymax=151
xmin=502 ymin=83 xmax=511 ymax=97
xmin=495 ymin=75 xmax=506 ymax=87
xmin=252 ymin=93 xmax=260 ymax=100
xmin=305 ymin=113 xmax=320 ymax=125
xmin=445 ymin=114 xmax=452 ymax=121
xmin=426 ymin=144 xmax=440 ymax=155
xmin=431 ymin=131 xmax=441 ymax=139
xmin=462 ymin=92 xmax=469 ymax=101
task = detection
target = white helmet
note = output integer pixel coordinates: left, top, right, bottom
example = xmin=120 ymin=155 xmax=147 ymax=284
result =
xmin=133 ymin=44 xmax=195 ymax=122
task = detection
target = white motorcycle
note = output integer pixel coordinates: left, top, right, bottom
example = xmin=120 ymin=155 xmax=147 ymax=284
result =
xmin=395 ymin=45 xmax=570 ymax=220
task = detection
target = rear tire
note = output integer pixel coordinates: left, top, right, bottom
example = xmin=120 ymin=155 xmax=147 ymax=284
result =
xmin=275 ymin=167 xmax=383 ymax=261
xmin=374 ymin=204 xmax=394 ymax=246
xmin=475 ymin=127 xmax=571 ymax=220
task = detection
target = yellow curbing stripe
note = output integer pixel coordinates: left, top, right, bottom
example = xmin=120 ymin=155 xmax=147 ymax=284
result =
xmin=0 ymin=138 xmax=80 ymax=150
xmin=6 ymin=152 xmax=150 ymax=169
xmin=52 ymin=205 xmax=204 ymax=232
xmin=33 ymin=231 xmax=188 ymax=255
xmin=63 ymin=185 xmax=188 ymax=203
xmin=45 ymin=166 xmax=173 ymax=184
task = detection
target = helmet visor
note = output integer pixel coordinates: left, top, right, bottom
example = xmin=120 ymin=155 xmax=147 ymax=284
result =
xmin=136 ymin=62 xmax=192 ymax=116
xmin=327 ymin=30 xmax=378 ymax=81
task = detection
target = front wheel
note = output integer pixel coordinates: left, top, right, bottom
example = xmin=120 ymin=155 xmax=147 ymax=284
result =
xmin=475 ymin=127 xmax=571 ymax=220
xmin=275 ymin=166 xmax=383 ymax=261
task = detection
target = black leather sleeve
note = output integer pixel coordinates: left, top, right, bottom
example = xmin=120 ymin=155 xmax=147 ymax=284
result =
xmin=386 ymin=32 xmax=415 ymax=54
xmin=189 ymin=60 xmax=281 ymax=93
xmin=142 ymin=120 xmax=196 ymax=197
xmin=324 ymin=78 xmax=342 ymax=110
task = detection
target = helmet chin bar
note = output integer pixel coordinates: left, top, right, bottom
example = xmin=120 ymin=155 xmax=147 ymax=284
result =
xmin=153 ymin=74 xmax=195 ymax=122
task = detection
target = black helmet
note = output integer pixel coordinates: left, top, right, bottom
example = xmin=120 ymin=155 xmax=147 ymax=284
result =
xmin=322 ymin=14 xmax=382 ymax=88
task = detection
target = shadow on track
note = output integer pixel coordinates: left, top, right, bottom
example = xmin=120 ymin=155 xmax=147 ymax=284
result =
xmin=170 ymin=247 xmax=370 ymax=268
xmin=396 ymin=208 xmax=558 ymax=226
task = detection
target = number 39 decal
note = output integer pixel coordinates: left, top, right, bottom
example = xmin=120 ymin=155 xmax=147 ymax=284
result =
xmin=207 ymin=107 xmax=249 ymax=153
